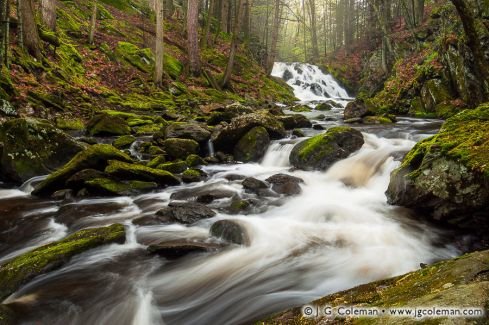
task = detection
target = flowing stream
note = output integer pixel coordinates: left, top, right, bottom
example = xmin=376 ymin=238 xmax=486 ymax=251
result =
xmin=0 ymin=63 xmax=457 ymax=325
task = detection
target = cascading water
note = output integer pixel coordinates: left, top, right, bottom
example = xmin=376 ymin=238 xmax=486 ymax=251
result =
xmin=0 ymin=63 xmax=455 ymax=325
xmin=271 ymin=62 xmax=350 ymax=102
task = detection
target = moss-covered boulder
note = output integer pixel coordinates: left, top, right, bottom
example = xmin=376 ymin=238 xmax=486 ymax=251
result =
xmin=211 ymin=111 xmax=286 ymax=152
xmin=164 ymin=122 xmax=211 ymax=143
xmin=161 ymin=138 xmax=199 ymax=160
xmin=156 ymin=160 xmax=188 ymax=174
xmin=343 ymin=99 xmax=369 ymax=120
xmin=363 ymin=115 xmax=395 ymax=124
xmin=0 ymin=224 xmax=125 ymax=301
xmin=112 ymin=135 xmax=136 ymax=149
xmin=0 ymin=118 xmax=85 ymax=183
xmin=420 ymin=79 xmax=453 ymax=114
xmin=85 ymin=178 xmax=158 ymax=196
xmin=234 ymin=126 xmax=270 ymax=162
xmin=182 ymin=168 xmax=207 ymax=183
xmin=186 ymin=154 xmax=207 ymax=167
xmin=263 ymin=250 xmax=489 ymax=324
xmin=32 ymin=144 xmax=132 ymax=196
xmin=289 ymin=126 xmax=364 ymax=170
xmin=387 ymin=105 xmax=489 ymax=227
xmin=86 ymin=114 xmax=131 ymax=136
xmin=105 ymin=160 xmax=180 ymax=186
xmin=276 ymin=114 xmax=312 ymax=130
xmin=147 ymin=155 xmax=166 ymax=168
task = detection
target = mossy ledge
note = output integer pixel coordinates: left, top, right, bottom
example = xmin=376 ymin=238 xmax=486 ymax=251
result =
xmin=260 ymin=250 xmax=489 ymax=325
xmin=0 ymin=224 xmax=126 ymax=302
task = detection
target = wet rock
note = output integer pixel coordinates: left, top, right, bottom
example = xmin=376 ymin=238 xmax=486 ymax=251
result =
xmin=242 ymin=177 xmax=269 ymax=194
xmin=362 ymin=115 xmax=394 ymax=124
xmin=164 ymin=122 xmax=211 ymax=143
xmin=147 ymin=240 xmax=224 ymax=259
xmin=171 ymin=186 xmax=235 ymax=202
xmin=225 ymin=174 xmax=246 ymax=181
xmin=186 ymin=154 xmax=207 ymax=167
xmin=344 ymin=117 xmax=363 ymax=124
xmin=315 ymin=102 xmax=332 ymax=111
xmin=277 ymin=114 xmax=312 ymax=130
xmin=386 ymin=105 xmax=489 ymax=229
xmin=264 ymin=250 xmax=489 ymax=324
xmin=210 ymin=220 xmax=250 ymax=245
xmin=206 ymin=102 xmax=254 ymax=125
xmin=290 ymin=126 xmax=364 ymax=171
xmin=51 ymin=189 xmax=74 ymax=201
xmin=182 ymin=169 xmax=207 ymax=183
xmin=211 ymin=111 xmax=286 ymax=153
xmin=78 ymin=136 xmax=98 ymax=145
xmin=227 ymin=198 xmax=252 ymax=214
xmin=156 ymin=202 xmax=216 ymax=224
xmin=234 ymin=126 xmax=270 ymax=162
xmin=265 ymin=173 xmax=304 ymax=196
xmin=292 ymin=129 xmax=306 ymax=137
xmin=160 ymin=138 xmax=199 ymax=160
xmin=112 ymin=135 xmax=136 ymax=149
xmin=86 ymin=114 xmax=131 ymax=136
xmin=84 ymin=178 xmax=158 ymax=196
xmin=0 ymin=118 xmax=85 ymax=183
xmin=343 ymin=99 xmax=369 ymax=120
xmin=105 ymin=160 xmax=180 ymax=186
xmin=215 ymin=151 xmax=234 ymax=163
xmin=32 ymin=144 xmax=132 ymax=196
xmin=0 ymin=224 xmax=125 ymax=301
xmin=156 ymin=160 xmax=188 ymax=174
xmin=147 ymin=155 xmax=166 ymax=168
xmin=65 ymin=169 xmax=107 ymax=190
xmin=312 ymin=124 xmax=325 ymax=130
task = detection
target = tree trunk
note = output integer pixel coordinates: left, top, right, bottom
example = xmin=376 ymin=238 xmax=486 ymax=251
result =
xmin=41 ymin=0 xmax=56 ymax=31
xmin=164 ymin=0 xmax=174 ymax=18
xmin=266 ymin=0 xmax=281 ymax=74
xmin=19 ymin=0 xmax=41 ymax=58
xmin=155 ymin=0 xmax=165 ymax=85
xmin=220 ymin=0 xmax=228 ymax=33
xmin=202 ymin=0 xmax=213 ymax=47
xmin=309 ymin=0 xmax=319 ymax=60
xmin=187 ymin=0 xmax=200 ymax=75
xmin=221 ymin=0 xmax=244 ymax=88
xmin=89 ymin=0 xmax=97 ymax=44
xmin=16 ymin=0 xmax=23 ymax=50
xmin=451 ymin=0 xmax=489 ymax=100
xmin=414 ymin=0 xmax=424 ymax=26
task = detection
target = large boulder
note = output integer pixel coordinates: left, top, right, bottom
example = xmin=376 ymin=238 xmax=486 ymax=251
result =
xmin=210 ymin=220 xmax=250 ymax=245
xmin=233 ymin=126 xmax=270 ymax=162
xmin=265 ymin=173 xmax=304 ymax=196
xmin=0 ymin=224 xmax=125 ymax=301
xmin=277 ymin=114 xmax=312 ymax=130
xmin=161 ymin=138 xmax=200 ymax=160
xmin=164 ymin=122 xmax=211 ymax=143
xmin=289 ymin=126 xmax=364 ymax=170
xmin=387 ymin=105 xmax=489 ymax=228
xmin=211 ymin=111 xmax=286 ymax=152
xmin=263 ymin=250 xmax=489 ymax=324
xmin=86 ymin=114 xmax=131 ymax=136
xmin=32 ymin=144 xmax=132 ymax=196
xmin=343 ymin=100 xmax=369 ymax=120
xmin=0 ymin=118 xmax=85 ymax=183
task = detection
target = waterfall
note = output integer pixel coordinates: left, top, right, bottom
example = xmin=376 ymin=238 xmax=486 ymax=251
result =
xmin=271 ymin=62 xmax=350 ymax=101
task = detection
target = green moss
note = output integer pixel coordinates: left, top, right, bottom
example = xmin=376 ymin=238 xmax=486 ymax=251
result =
xmin=0 ymin=224 xmax=125 ymax=301
xmin=55 ymin=117 xmax=85 ymax=130
xmin=186 ymin=154 xmax=207 ymax=167
xmin=32 ymin=144 xmax=133 ymax=196
xmin=86 ymin=177 xmax=157 ymax=195
xmin=105 ymin=160 xmax=180 ymax=185
xmin=116 ymin=41 xmax=154 ymax=73
xmin=181 ymin=168 xmax=206 ymax=183
xmin=164 ymin=53 xmax=184 ymax=79
xmin=112 ymin=135 xmax=136 ymax=149
xmin=147 ymin=155 xmax=166 ymax=168
xmin=156 ymin=160 xmax=188 ymax=174
xmin=289 ymin=105 xmax=312 ymax=112
xmin=161 ymin=138 xmax=199 ymax=160
xmin=87 ymin=114 xmax=131 ymax=136
xmin=363 ymin=115 xmax=394 ymax=124
xmin=148 ymin=145 xmax=165 ymax=155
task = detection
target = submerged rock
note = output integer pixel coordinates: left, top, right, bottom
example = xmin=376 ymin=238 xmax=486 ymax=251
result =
xmin=211 ymin=111 xmax=286 ymax=152
xmin=32 ymin=144 xmax=132 ymax=196
xmin=156 ymin=202 xmax=216 ymax=224
xmin=147 ymin=240 xmax=224 ymax=259
xmin=0 ymin=224 xmax=125 ymax=301
xmin=289 ymin=126 xmax=364 ymax=171
xmin=0 ymin=118 xmax=85 ymax=183
xmin=210 ymin=220 xmax=250 ymax=245
xmin=265 ymin=173 xmax=304 ymax=196
xmin=233 ymin=126 xmax=270 ymax=162
xmin=85 ymin=178 xmax=158 ymax=196
xmin=242 ymin=177 xmax=269 ymax=194
xmin=387 ymin=105 xmax=489 ymax=231
xmin=263 ymin=249 xmax=489 ymax=324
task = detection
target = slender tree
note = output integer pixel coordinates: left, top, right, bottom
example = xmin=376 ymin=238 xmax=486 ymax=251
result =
xmin=308 ymin=0 xmax=319 ymax=60
xmin=154 ymin=0 xmax=165 ymax=85
xmin=222 ymin=0 xmax=245 ymax=88
xmin=89 ymin=0 xmax=97 ymax=44
xmin=187 ymin=0 xmax=201 ymax=75
xmin=19 ymin=0 xmax=41 ymax=58
xmin=266 ymin=0 xmax=281 ymax=73
xmin=41 ymin=0 xmax=57 ymax=31
xmin=16 ymin=0 xmax=24 ymax=50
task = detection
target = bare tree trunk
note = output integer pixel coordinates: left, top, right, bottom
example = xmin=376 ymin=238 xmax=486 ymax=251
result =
xmin=414 ymin=0 xmax=424 ymax=26
xmin=187 ymin=0 xmax=200 ymax=75
xmin=309 ymin=0 xmax=319 ymax=60
xmin=302 ymin=0 xmax=307 ymax=61
xmin=89 ymin=0 xmax=97 ymax=44
xmin=266 ymin=0 xmax=281 ymax=73
xmin=19 ymin=0 xmax=41 ymax=58
xmin=155 ymin=0 xmax=165 ymax=85
xmin=220 ymin=0 xmax=228 ymax=33
xmin=221 ymin=0 xmax=244 ymax=88
xmin=16 ymin=0 xmax=24 ymax=50
xmin=202 ymin=0 xmax=213 ymax=47
xmin=41 ymin=0 xmax=56 ymax=31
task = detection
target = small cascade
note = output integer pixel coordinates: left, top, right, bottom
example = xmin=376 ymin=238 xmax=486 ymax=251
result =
xmin=261 ymin=141 xmax=297 ymax=167
xmin=207 ymin=139 xmax=216 ymax=157
xmin=271 ymin=62 xmax=350 ymax=101
xmin=19 ymin=175 xmax=48 ymax=194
